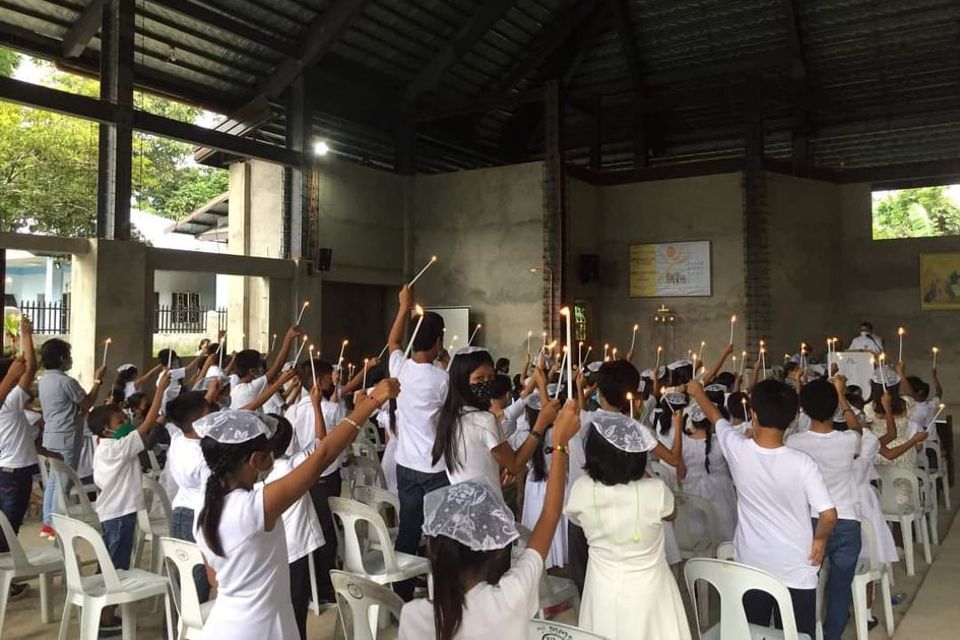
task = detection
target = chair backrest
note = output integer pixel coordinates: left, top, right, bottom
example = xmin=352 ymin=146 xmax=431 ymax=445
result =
xmin=51 ymin=514 xmax=124 ymax=595
xmin=859 ymin=519 xmax=882 ymax=574
xmin=159 ymin=537 xmax=206 ymax=631
xmin=352 ymin=485 xmax=399 ymax=525
xmin=673 ymin=492 xmax=721 ymax=554
xmin=647 ymin=460 xmax=679 ymax=491
xmin=347 ymin=457 xmax=387 ymax=490
xmin=875 ymin=464 xmax=923 ymax=514
xmin=528 ymin=620 xmax=608 ymax=640
xmin=684 ymin=558 xmax=803 ymax=640
xmin=924 ymin=439 xmax=944 ymax=472
xmin=329 ymin=497 xmax=399 ymax=575
xmin=0 ymin=509 xmax=30 ymax=569
xmin=330 ymin=569 xmax=403 ymax=640
xmin=361 ymin=420 xmax=382 ymax=449
xmin=46 ymin=456 xmax=100 ymax=527
xmin=142 ymin=474 xmax=174 ymax=524
xmin=146 ymin=450 xmax=162 ymax=478
xmin=716 ymin=542 xmax=735 ymax=561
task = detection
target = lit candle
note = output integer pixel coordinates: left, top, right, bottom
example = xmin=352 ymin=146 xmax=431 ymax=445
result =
xmin=101 ymin=338 xmax=111 ymax=369
xmin=378 ymin=343 xmax=389 ymax=359
xmin=603 ymin=343 xmax=610 ymax=361
xmin=742 ymin=397 xmax=749 ymax=422
xmin=655 ymin=345 xmax=663 ymax=370
xmin=270 ymin=333 xmax=277 ymax=354
xmin=926 ymin=403 xmax=946 ymax=431
xmin=295 ymin=301 xmax=309 ymax=326
xmin=612 ymin=347 xmax=618 ymax=361
xmin=554 ymin=346 xmax=568 ymax=400
xmin=448 ymin=335 xmax=459 ymax=351
xmin=933 ymin=346 xmax=939 ymax=369
xmin=293 ymin=335 xmax=307 ymax=364
xmin=560 ymin=307 xmax=574 ymax=401
xmin=218 ymin=337 xmax=225 ymax=369
xmin=583 ymin=346 xmax=593 ymax=365
xmin=630 ymin=324 xmax=639 ymax=352
xmin=408 ymin=255 xmax=438 ymax=287
xmin=541 ymin=331 xmax=547 ymax=354
xmin=760 ymin=347 xmax=767 ymax=380
xmin=740 ymin=350 xmax=747 ymax=377
xmin=800 ymin=343 xmax=807 ymax=370
xmin=578 ymin=341 xmax=584 ymax=370
xmin=469 ymin=323 xmax=482 ymax=346
xmin=698 ymin=341 xmax=706 ymax=363
xmin=626 ymin=391 xmax=634 ymax=419
xmin=784 ymin=353 xmax=791 ymax=363
xmin=729 ymin=315 xmax=736 ymax=345
xmin=348 ymin=363 xmax=355 ymax=380
xmin=898 ymin=327 xmax=906 ymax=363
xmin=362 ymin=358 xmax=369 ymax=391
xmin=403 ymin=305 xmax=426 ymax=361
xmin=878 ymin=353 xmax=888 ymax=386
xmin=732 ymin=355 xmax=738 ymax=373
xmin=338 ymin=339 xmax=349 ymax=369
xmin=308 ymin=345 xmax=318 ymax=388
xmin=167 ymin=347 xmax=173 ymax=369
xmin=527 ymin=330 xmax=532 ymax=356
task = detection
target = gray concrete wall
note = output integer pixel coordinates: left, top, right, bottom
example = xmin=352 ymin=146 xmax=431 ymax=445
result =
xmin=568 ymin=177 xmax=603 ymax=348
xmin=597 ymin=173 xmax=746 ymax=369
xmin=411 ymin=162 xmax=545 ymax=365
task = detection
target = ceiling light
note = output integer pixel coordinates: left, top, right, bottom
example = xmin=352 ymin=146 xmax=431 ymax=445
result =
xmin=313 ymin=140 xmax=330 ymax=156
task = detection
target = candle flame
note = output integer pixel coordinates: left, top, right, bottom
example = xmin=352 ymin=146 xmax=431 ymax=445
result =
xmin=626 ymin=392 xmax=634 ymax=401
xmin=731 ymin=315 xmax=737 ymax=322
xmin=528 ymin=330 xmax=533 ymax=337
xmin=342 ymin=339 xmax=349 ymax=346
xmin=701 ymin=341 xmax=706 ymax=347
xmin=364 ymin=358 xmax=369 ymax=364
xmin=898 ymin=327 xmax=906 ymax=335
xmin=657 ymin=346 xmax=663 ymax=352
xmin=559 ymin=306 xmax=570 ymax=316
xmin=940 ymin=403 xmax=946 ymax=410
xmin=933 ymin=346 xmax=940 ymax=353
xmin=548 ymin=340 xmax=558 ymax=349
xmin=742 ymin=351 xmax=747 ymax=357
xmin=309 ymin=344 xmax=315 ymax=352
xmin=430 ymin=255 xmax=437 ymax=263
xmin=105 ymin=338 xmax=112 ymax=344
xmin=414 ymin=304 xmax=424 ymax=315
xmin=633 ymin=324 xmax=639 ymax=331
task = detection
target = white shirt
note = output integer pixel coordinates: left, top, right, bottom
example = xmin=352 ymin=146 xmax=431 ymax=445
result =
xmin=285 ymin=396 xmax=346 ymax=476
xmin=389 ymin=349 xmax=449 ymax=473
xmin=909 ymin=396 xmax=941 ymax=441
xmin=397 ymin=548 xmax=543 ymax=639
xmin=265 ymin=447 xmax=325 ymax=562
xmin=787 ymin=429 xmax=861 ymax=520
xmin=93 ymin=432 xmax=146 ymax=521
xmin=231 ymin=376 xmax=269 ymax=411
xmin=445 ymin=408 xmax=504 ymax=492
xmin=0 ymin=387 xmax=38 ymax=468
xmin=848 ymin=334 xmax=884 ymax=353
xmin=195 ymin=486 xmax=298 ymax=639
xmin=168 ymin=434 xmax=209 ymax=512
xmin=715 ymin=419 xmax=834 ymax=589
xmin=498 ymin=397 xmax=528 ymax=439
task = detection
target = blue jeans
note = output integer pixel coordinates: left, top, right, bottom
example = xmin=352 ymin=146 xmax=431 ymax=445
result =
xmin=42 ymin=446 xmax=79 ymax=527
xmin=102 ymin=512 xmax=137 ymax=571
xmin=814 ymin=517 xmax=862 ymax=640
xmin=0 ymin=464 xmax=38 ymax=552
xmin=171 ymin=507 xmax=211 ymax=603
xmin=394 ymin=464 xmax=448 ymax=600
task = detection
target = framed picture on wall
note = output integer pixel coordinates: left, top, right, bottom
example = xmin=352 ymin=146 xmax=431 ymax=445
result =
xmin=920 ymin=252 xmax=960 ymax=310
xmin=629 ymin=241 xmax=712 ymax=298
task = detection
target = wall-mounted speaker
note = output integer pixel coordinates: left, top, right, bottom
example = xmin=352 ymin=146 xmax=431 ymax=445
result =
xmin=317 ymin=248 xmax=332 ymax=272
xmin=579 ymin=254 xmax=600 ymax=284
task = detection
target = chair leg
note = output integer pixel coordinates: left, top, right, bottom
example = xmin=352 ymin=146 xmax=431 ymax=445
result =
xmin=39 ymin=572 xmax=53 ymax=624
xmin=164 ymin=589 xmax=176 ymax=640
xmin=121 ymin=603 xmax=136 ymax=640
xmin=0 ymin=572 xmax=12 ymax=639
xmin=851 ymin=580 xmax=867 ymax=640
xmin=57 ymin=600 xmax=73 ymax=640
xmin=942 ymin=477 xmax=951 ymax=510
xmin=929 ymin=508 xmax=940 ymax=546
xmin=307 ymin=552 xmax=320 ymax=615
xmin=919 ymin=515 xmax=933 ymax=565
xmin=79 ymin=603 xmax=103 ymax=640
xmin=880 ymin=574 xmax=895 ymax=637
xmin=696 ymin=579 xmax=709 ymax=629
xmin=901 ymin=519 xmax=915 ymax=576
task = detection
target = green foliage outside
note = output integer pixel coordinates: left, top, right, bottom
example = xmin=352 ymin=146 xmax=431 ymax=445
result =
xmin=0 ymin=48 xmax=227 ymax=237
xmin=872 ymin=186 xmax=960 ymax=240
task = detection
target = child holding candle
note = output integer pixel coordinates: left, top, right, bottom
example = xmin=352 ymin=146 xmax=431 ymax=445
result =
xmin=898 ymin=361 xmax=945 ymax=443
xmin=866 ymin=366 xmax=929 ymax=469
xmin=230 ymin=325 xmax=301 ymax=412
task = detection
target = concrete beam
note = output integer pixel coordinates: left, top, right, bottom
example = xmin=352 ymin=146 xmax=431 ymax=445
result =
xmin=62 ymin=0 xmax=108 ymax=58
xmin=145 ymin=248 xmax=297 ymax=280
xmin=0 ymin=233 xmax=91 ymax=254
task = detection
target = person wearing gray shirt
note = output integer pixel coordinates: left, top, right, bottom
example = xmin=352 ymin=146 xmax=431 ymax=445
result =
xmin=37 ymin=339 xmax=104 ymax=537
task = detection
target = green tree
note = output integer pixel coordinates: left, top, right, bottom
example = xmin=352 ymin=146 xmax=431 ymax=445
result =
xmin=0 ymin=48 xmax=17 ymax=77
xmin=873 ymin=186 xmax=960 ymax=240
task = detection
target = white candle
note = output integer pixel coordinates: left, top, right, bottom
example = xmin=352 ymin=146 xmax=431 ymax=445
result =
xmin=740 ymin=350 xmax=746 ymax=378
xmin=560 ymin=307 xmax=574 ymax=401
xmin=926 ymin=403 xmax=946 ymax=431
xmin=878 ymin=354 xmax=888 ymax=386
xmin=293 ymin=336 xmax=308 ymax=364
xmin=468 ymin=323 xmax=482 ymax=346
xmin=626 ymin=391 xmax=634 ymax=419
xmin=448 ymin=335 xmax=458 ymax=351
xmin=348 ymin=363 xmax=355 ymax=380
xmin=527 ymin=331 xmax=532 ymax=356
xmin=578 ymin=341 xmax=584 ymax=370
xmin=101 ymin=338 xmax=111 ymax=369
xmin=655 ymin=345 xmax=662 ymax=370
xmin=309 ymin=345 xmax=318 ymax=388
xmin=554 ymin=346 xmax=568 ymax=400
xmin=729 ymin=315 xmax=736 ymax=345
xmin=629 ymin=324 xmax=638 ymax=352
xmin=933 ymin=346 xmax=939 ymax=368
xmin=218 ymin=337 xmax=225 ymax=369
xmin=603 ymin=343 xmax=609 ymax=360
xmin=612 ymin=347 xmax=618 ymax=361
xmin=362 ymin=358 xmax=369 ymax=391
xmin=760 ymin=346 xmax=767 ymax=380
xmin=270 ymin=334 xmax=277 ymax=354
xmin=295 ymin=301 xmax=309 ymax=326
xmin=338 ymin=340 xmax=349 ymax=369
xmin=167 ymin=347 xmax=173 ymax=369
xmin=408 ymin=255 xmax=438 ymax=287
xmin=583 ymin=346 xmax=592 ymax=365
xmin=698 ymin=341 xmax=706 ymax=363
xmin=732 ymin=355 xmax=737 ymax=374
xmin=378 ymin=343 xmax=389 ymax=359
xmin=898 ymin=327 xmax=906 ymax=363
xmin=541 ymin=331 xmax=547 ymax=354
xmin=403 ymin=305 xmax=426 ymax=361
xmin=800 ymin=343 xmax=807 ymax=370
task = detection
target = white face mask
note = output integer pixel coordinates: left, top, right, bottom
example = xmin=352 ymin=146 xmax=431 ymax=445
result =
xmin=860 ymin=330 xmax=870 ymax=337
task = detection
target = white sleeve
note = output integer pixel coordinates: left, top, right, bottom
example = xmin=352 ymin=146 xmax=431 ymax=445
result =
xmin=802 ymin=456 xmax=836 ymax=515
xmin=504 ymin=398 xmax=527 ymax=423
xmin=388 ymin=349 xmax=405 ymax=377
xmin=498 ymin=548 xmax=545 ymax=619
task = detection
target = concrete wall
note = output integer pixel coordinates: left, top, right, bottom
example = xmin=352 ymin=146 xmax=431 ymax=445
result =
xmin=568 ymin=177 xmax=603 ymax=348
xmin=411 ymin=162 xmax=545 ymax=364
xmin=596 ymin=173 xmax=746 ymax=369
xmin=154 ymin=270 xmax=217 ymax=308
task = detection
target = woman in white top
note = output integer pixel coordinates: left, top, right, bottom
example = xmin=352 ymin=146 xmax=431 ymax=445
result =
xmin=432 ymin=348 xmax=558 ymax=495
xmin=193 ymin=380 xmax=398 ymax=640
xmin=398 ymin=400 xmax=580 ymax=640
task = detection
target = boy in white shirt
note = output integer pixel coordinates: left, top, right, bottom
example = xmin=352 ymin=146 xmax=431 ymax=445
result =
xmin=689 ymin=379 xmax=837 ymax=638
xmin=787 ymin=378 xmax=862 ymax=640
xmin=386 ymin=285 xmax=449 ymax=600
xmin=88 ymin=374 xmax=168 ymax=635
xmin=230 ymin=325 xmax=301 ymax=410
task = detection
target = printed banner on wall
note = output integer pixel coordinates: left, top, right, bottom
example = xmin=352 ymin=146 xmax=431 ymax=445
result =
xmin=629 ymin=241 xmax=712 ymax=297
xmin=920 ymin=252 xmax=960 ymax=310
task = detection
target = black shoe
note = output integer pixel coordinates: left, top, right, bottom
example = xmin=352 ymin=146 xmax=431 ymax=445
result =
xmin=867 ymin=616 xmax=879 ymax=631
xmin=99 ymin=617 xmax=123 ymax=638
xmin=8 ymin=583 xmax=29 ymax=601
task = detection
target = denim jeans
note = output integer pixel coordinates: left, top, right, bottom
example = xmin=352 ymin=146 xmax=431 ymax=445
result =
xmin=101 ymin=512 xmax=137 ymax=570
xmin=171 ymin=507 xmax=211 ymax=603
xmin=744 ymin=586 xmax=817 ymax=637
xmin=308 ymin=473 xmax=341 ymax=602
xmin=394 ymin=464 xmax=448 ymax=600
xmin=815 ymin=517 xmax=862 ymax=640
xmin=0 ymin=464 xmax=38 ymax=552
xmin=42 ymin=446 xmax=78 ymax=527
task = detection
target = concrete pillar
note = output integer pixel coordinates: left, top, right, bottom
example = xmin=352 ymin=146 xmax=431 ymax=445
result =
xmin=70 ymin=240 xmax=151 ymax=385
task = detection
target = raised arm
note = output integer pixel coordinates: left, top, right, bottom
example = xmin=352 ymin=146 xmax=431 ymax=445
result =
xmin=19 ymin=316 xmax=37 ymax=390
xmin=134 ymin=363 xmax=164 ymax=392
xmin=79 ymin=362 xmax=108 ymax=413
xmin=877 ymin=392 xmax=897 ymax=447
xmin=528 ymin=400 xmax=578 ymax=560
xmin=264 ymin=326 xmax=301 ymax=384
xmin=310 ymin=382 xmax=327 ymax=440
xmin=388 ymin=286 xmax=413 ymax=355
xmin=702 ymin=344 xmax=734 ymax=383
xmin=688 ymin=381 xmax=725 ymax=426
xmin=491 ymin=398 xmax=560 ymax=475
xmin=263 ymin=378 xmax=400 ymax=528
xmin=833 ymin=377 xmax=861 ymax=431
xmin=241 ymin=370 xmax=297 ymax=412
xmin=341 ymin=357 xmax=380 ymax=395
xmin=136 ymin=373 xmax=170 ymax=438
xmin=749 ymin=353 xmax=762 ymax=391
xmin=896 ymin=363 xmax=917 ymax=399
xmin=0 ymin=357 xmax=26 ymax=408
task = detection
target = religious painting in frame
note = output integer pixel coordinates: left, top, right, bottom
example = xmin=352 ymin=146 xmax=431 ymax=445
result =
xmin=919 ymin=252 xmax=960 ymax=310
xmin=629 ymin=241 xmax=712 ymax=298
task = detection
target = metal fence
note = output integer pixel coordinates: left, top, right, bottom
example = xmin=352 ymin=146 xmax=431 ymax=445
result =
xmin=19 ymin=301 xmax=69 ymax=335
xmin=154 ymin=306 xmax=228 ymax=334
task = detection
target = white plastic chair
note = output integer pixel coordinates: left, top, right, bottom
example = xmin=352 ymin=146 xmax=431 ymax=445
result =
xmin=145 ymin=450 xmax=162 ymax=479
xmin=913 ymin=455 xmax=940 ymax=546
xmin=52 ymin=514 xmax=171 ymax=640
xmin=0 ymin=510 xmax=63 ymax=635
xmin=716 ymin=542 xmax=735 ymax=561
xmin=924 ymin=439 xmax=951 ymax=509
xmin=675 ymin=492 xmax=723 ymax=625
xmin=875 ymin=464 xmax=932 ymax=576
xmin=352 ymin=485 xmax=400 ymax=542
xmin=135 ymin=475 xmax=173 ymax=575
xmin=341 ymin=458 xmax=387 ymax=499
xmin=330 ymin=569 xmax=403 ymax=640
xmin=647 ymin=460 xmax=680 ymax=492
xmin=852 ymin=520 xmax=894 ymax=640
xmin=159 ymin=537 xmax=214 ymax=640
xmin=528 ymin=619 xmax=608 ymax=639
xmin=42 ymin=456 xmax=101 ymax=532
xmin=514 ymin=524 xmax=580 ymax=620
xmin=684 ymin=558 xmax=813 ymax=640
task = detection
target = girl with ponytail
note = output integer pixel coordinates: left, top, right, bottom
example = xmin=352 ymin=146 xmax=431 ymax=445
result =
xmin=193 ymin=378 xmax=400 ymax=640
xmin=397 ymin=401 xmax=581 ymax=640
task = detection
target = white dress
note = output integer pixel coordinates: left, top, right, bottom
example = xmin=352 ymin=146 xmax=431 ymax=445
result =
xmin=521 ymin=432 xmax=567 ymax=569
xmin=378 ymin=411 xmax=398 ymax=495
xmin=195 ymin=486 xmax=298 ymax=640
xmin=854 ymin=431 xmax=899 ymax=564
xmin=868 ymin=401 xmax=917 ymax=469
xmin=565 ymin=476 xmax=692 ymax=640
xmin=679 ymin=432 xmax=738 ymax=541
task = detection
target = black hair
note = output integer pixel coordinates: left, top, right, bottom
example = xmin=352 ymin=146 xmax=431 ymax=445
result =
xmin=157 ymin=348 xmax=178 ymax=368
xmin=433 ymin=350 xmax=495 ymax=472
xmin=234 ymin=349 xmax=264 ymax=379
xmin=689 ymin=415 xmax=714 ymax=473
xmin=657 ymin=394 xmax=688 ymax=434
xmin=670 ymin=362 xmax=694 ymax=386
xmin=198 ymin=434 xmax=272 ymax=557
xmin=124 ymin=392 xmax=149 ymax=416
xmin=165 ymin=391 xmax=215 ymax=434
xmin=413 ymin=311 xmax=445 ymax=352
xmin=428 ymin=535 xmax=506 ymax=640
xmin=713 ymin=372 xmax=736 ymax=389
xmin=491 ymin=374 xmax=511 ymax=400
xmin=110 ymin=366 xmax=139 ymax=404
xmin=268 ymin=413 xmax=293 ymax=458
xmin=784 ymin=361 xmax=799 ymax=375
xmin=860 ymin=321 xmax=874 ymax=331
xmin=870 ymin=380 xmax=906 ymax=416
xmin=845 ymin=388 xmax=865 ymax=412
xmin=799 ymin=378 xmax=839 ymax=422
xmin=88 ymin=404 xmax=124 ymax=437
xmin=596 ymin=360 xmax=641 ymax=413
xmin=512 ymin=374 xmax=523 ymax=398
xmin=583 ymin=424 xmax=648 ymax=485
xmin=198 ymin=338 xmax=211 ymax=352
xmin=726 ymin=392 xmax=750 ymax=421
xmin=0 ymin=358 xmax=11 ymax=379
xmin=494 ymin=357 xmax=510 ymax=373
xmin=296 ymin=358 xmax=334 ymax=396
xmin=40 ymin=338 xmax=71 ymax=370
xmin=749 ymin=379 xmax=799 ymax=430
xmin=907 ymin=375 xmax=931 ymax=401
xmin=526 ymin=404 xmax=549 ymax=482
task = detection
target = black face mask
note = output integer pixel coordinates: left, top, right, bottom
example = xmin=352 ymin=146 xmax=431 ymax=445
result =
xmin=469 ymin=380 xmax=493 ymax=410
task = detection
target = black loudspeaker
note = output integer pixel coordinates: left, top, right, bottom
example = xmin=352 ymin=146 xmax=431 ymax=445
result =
xmin=317 ymin=248 xmax=332 ymax=272
xmin=579 ymin=254 xmax=600 ymax=284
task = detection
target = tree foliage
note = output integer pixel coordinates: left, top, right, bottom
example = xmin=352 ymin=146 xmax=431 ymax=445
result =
xmin=0 ymin=49 xmax=227 ymax=236
xmin=872 ymin=186 xmax=960 ymax=240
